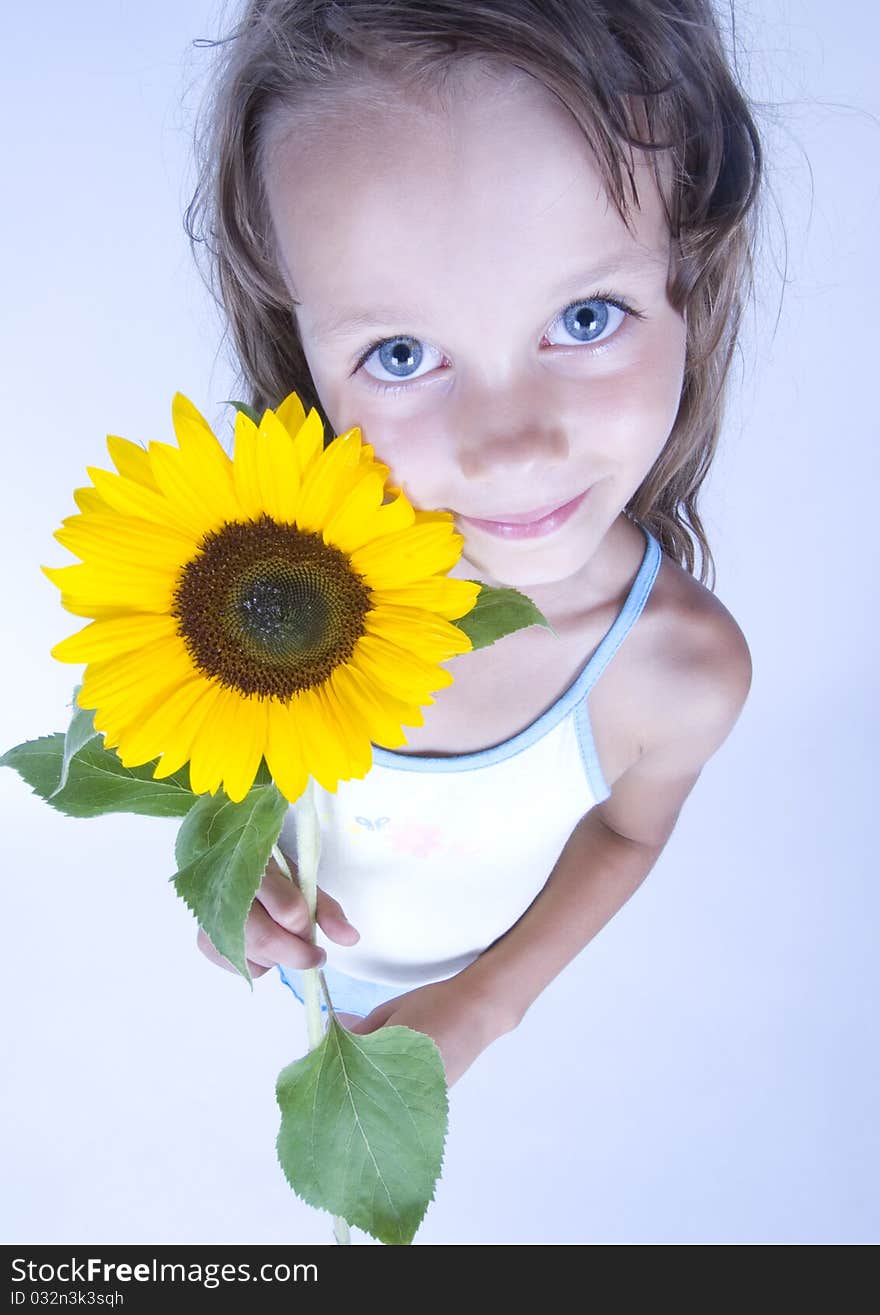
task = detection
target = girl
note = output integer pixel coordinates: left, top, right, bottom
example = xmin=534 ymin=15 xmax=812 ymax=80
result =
xmin=190 ymin=0 xmax=763 ymax=1087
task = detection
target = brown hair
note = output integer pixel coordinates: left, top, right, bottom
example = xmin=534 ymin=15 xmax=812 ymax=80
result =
xmin=184 ymin=0 xmax=764 ymax=589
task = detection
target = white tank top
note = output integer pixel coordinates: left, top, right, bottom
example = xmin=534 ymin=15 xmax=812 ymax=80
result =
xmin=276 ymin=521 xmax=662 ymax=988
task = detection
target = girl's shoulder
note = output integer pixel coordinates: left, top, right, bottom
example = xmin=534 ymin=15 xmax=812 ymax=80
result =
xmin=390 ymin=518 xmax=751 ymax=774
xmin=589 ymin=544 xmax=752 ymax=841
xmin=645 ymin=545 xmax=753 ymax=744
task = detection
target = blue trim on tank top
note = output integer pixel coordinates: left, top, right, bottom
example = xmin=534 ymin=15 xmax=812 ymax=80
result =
xmin=370 ymin=520 xmax=662 ymax=782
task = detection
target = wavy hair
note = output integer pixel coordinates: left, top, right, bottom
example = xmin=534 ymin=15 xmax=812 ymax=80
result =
xmin=184 ymin=0 xmax=764 ymax=588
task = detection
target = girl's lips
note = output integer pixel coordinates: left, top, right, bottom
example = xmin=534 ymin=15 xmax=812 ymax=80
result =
xmin=457 ymin=487 xmax=592 ymax=540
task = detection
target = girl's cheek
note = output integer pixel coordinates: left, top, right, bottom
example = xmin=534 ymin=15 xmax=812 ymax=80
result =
xmin=300 ymin=349 xmax=439 ymax=499
xmin=328 ymin=393 xmax=446 ymax=498
xmin=563 ymin=338 xmax=685 ymax=465
xmin=377 ymin=430 xmax=445 ymax=501
xmin=611 ymin=319 xmax=687 ymax=449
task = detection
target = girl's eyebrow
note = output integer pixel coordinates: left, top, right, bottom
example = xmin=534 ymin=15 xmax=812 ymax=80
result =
xmin=549 ymin=247 xmax=670 ymax=299
xmin=310 ymin=305 xmax=429 ymax=341
xmin=310 ymin=248 xmax=667 ymax=342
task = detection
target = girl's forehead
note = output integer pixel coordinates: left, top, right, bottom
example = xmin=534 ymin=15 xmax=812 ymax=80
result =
xmin=262 ymin=68 xmax=673 ymax=310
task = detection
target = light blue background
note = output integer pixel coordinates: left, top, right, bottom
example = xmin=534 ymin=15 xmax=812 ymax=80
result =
xmin=1 ymin=1 xmax=876 ymax=1244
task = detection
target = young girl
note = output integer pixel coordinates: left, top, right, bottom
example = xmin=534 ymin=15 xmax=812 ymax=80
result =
xmin=190 ymin=0 xmax=763 ymax=1087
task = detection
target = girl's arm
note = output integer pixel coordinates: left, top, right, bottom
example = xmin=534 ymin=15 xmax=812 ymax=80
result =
xmin=457 ymin=614 xmax=753 ymax=1032
xmin=349 ymin=613 xmax=751 ymax=1085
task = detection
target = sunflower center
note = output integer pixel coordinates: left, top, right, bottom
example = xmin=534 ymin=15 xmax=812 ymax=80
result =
xmin=235 ymin=565 xmax=330 ymax=653
xmin=171 ymin=515 xmax=373 ymax=700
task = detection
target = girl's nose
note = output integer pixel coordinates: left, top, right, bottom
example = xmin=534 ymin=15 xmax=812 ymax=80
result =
xmin=452 ymin=388 xmax=570 ymax=483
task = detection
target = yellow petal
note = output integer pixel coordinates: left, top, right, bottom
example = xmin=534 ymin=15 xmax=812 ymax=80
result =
xmin=321 ymin=674 xmax=375 ymax=756
xmin=220 ymin=695 xmax=270 ymax=803
xmin=147 ymin=438 xmax=239 ymax=537
xmin=231 ymin=410 xmax=265 ymax=521
xmin=51 ymin=594 xmax=134 ymax=621
xmin=170 ymin=395 xmax=242 ymax=511
xmin=86 ymin=466 xmax=204 ymax=541
xmin=112 ymin=676 xmax=211 ymax=767
xmin=351 ymin=633 xmax=454 ymax=700
xmin=171 ymin=391 xmax=221 ymax=452
xmin=369 ymin=576 xmax=480 ymax=620
xmin=349 ymin=521 xmax=464 ymax=588
xmin=264 ymin=698 xmax=309 ymax=804
xmin=88 ymin=661 xmax=197 ymax=752
xmin=412 ymin=508 xmax=455 ymax=525
xmin=291 ymin=408 xmax=326 ymax=480
xmin=149 ymin=681 xmax=227 ymax=780
xmin=357 ymin=439 xmax=381 ymax=467
xmin=51 ymin=613 xmax=176 ymax=664
xmin=187 ymin=686 xmax=246 ymax=795
xmin=363 ymin=604 xmax=473 ymax=659
xmin=54 ymin=512 xmax=193 ymax=571
xmin=106 ymin=435 xmax=161 ymax=491
xmin=42 ymin=561 xmax=177 ymax=615
xmin=78 ymin=633 xmax=193 ymax=710
xmin=329 ymin=664 xmax=406 ymax=749
xmin=73 ymin=486 xmax=112 ymax=516
xmin=274 ymin=390 xmax=307 ymax=439
xmin=289 ymin=686 xmax=345 ymax=792
xmin=254 ymin=407 xmax=301 ymax=523
xmin=295 ymin=431 xmax=364 ymax=532
xmin=312 ymin=680 xmax=373 ymax=779
xmin=356 ymin=485 xmax=416 ymax=542
xmin=321 ymin=470 xmax=386 ymax=555
xmin=331 ymin=662 xmax=423 ymax=748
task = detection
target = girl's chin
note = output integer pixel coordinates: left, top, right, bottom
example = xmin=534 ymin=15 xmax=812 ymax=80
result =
xmin=459 ymin=539 xmax=594 ymax=590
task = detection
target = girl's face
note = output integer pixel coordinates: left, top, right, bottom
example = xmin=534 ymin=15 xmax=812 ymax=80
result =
xmin=263 ymin=66 xmax=687 ymax=593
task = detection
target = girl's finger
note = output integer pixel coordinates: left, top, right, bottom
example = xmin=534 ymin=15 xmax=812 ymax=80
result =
xmin=245 ymin=897 xmax=326 ymax=970
xmin=260 ymin=851 xmax=359 ymax=946
xmin=197 ymin=901 xmax=324 ymax=972
xmin=196 ymin=926 xmax=272 ymax=977
xmin=256 ymin=856 xmax=313 ymax=937
xmin=315 ymin=885 xmax=360 ymax=945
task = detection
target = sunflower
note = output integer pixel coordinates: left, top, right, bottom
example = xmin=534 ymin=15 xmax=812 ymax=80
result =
xmin=43 ymin=392 xmax=479 ymax=804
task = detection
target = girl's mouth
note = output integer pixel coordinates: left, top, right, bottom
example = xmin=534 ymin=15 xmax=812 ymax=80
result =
xmin=456 ymin=487 xmax=592 ymax=540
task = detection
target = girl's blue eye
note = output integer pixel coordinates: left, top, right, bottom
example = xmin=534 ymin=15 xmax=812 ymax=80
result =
xmin=356 ymin=295 xmax=637 ymax=388
xmin=544 ymin=298 xmax=627 ymax=347
xmin=361 ymin=335 xmax=443 ymax=382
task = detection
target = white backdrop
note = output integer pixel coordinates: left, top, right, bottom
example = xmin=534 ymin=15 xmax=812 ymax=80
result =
xmin=2 ymin=0 xmax=876 ymax=1244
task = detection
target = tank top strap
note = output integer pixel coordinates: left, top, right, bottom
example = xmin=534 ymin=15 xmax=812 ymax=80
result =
xmin=575 ymin=520 xmax=662 ymax=700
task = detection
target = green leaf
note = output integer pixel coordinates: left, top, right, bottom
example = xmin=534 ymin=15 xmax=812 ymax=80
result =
xmin=452 ymin=583 xmax=556 ymax=650
xmin=223 ymin=398 xmax=262 ymax=427
xmin=48 ymin=683 xmax=100 ymax=799
xmin=276 ymin=1018 xmax=448 ymax=1245
xmin=0 ymin=733 xmax=198 ymax=819
xmin=171 ymin=782 xmax=289 ymax=988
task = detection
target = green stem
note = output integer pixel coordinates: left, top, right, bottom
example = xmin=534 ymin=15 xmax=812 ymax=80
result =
xmin=272 ymin=780 xmax=352 ymax=1247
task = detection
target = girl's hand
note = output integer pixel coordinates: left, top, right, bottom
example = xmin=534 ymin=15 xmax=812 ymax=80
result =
xmin=195 ymin=852 xmax=359 ymax=977
xmin=345 ymin=977 xmax=514 ymax=1088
